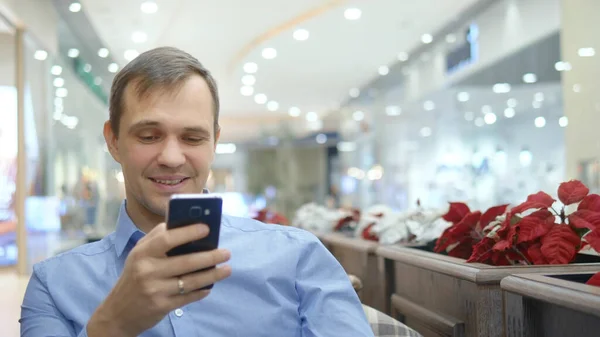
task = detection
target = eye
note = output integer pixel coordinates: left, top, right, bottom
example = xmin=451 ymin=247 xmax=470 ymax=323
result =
xmin=184 ymin=136 xmax=206 ymax=144
xmin=139 ymin=135 xmax=159 ymax=142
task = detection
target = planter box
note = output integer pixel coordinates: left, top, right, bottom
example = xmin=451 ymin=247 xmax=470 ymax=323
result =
xmin=502 ymin=272 xmax=600 ymax=337
xmin=318 ymin=232 xmax=385 ymax=312
xmin=376 ymin=245 xmax=600 ymax=337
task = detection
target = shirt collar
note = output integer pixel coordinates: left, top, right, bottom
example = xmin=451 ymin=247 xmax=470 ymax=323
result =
xmin=114 ymin=189 xmax=211 ymax=257
xmin=114 ymin=201 xmax=144 ymax=258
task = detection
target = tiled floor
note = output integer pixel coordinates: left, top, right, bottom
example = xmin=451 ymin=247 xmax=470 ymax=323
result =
xmin=0 ymin=269 xmax=29 ymax=337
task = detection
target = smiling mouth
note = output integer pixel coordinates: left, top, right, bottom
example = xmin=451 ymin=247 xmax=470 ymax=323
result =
xmin=148 ymin=178 xmax=189 ymax=186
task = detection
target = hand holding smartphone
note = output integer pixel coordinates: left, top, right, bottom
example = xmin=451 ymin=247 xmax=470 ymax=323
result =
xmin=166 ymin=194 xmax=223 ymax=289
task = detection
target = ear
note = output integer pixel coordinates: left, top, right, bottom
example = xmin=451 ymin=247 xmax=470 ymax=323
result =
xmin=103 ymin=121 xmax=121 ymax=164
xmin=213 ymin=125 xmax=221 ymax=152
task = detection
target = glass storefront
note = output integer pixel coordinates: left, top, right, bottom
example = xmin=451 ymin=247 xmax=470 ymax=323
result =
xmin=0 ymin=15 xmax=17 ymax=266
xmin=0 ymin=13 xmax=113 ymax=271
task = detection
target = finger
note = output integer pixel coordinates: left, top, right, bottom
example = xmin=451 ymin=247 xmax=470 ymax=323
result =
xmin=167 ymin=289 xmax=211 ymax=311
xmin=145 ymin=223 xmax=210 ymax=257
xmin=157 ymin=249 xmax=231 ymax=278
xmin=178 ymin=265 xmax=232 ymax=294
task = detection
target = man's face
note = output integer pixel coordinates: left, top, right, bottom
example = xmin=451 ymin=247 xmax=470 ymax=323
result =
xmin=105 ymin=75 xmax=219 ymax=218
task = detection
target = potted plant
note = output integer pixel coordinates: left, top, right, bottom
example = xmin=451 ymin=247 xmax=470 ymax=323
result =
xmin=376 ymin=180 xmax=600 ymax=337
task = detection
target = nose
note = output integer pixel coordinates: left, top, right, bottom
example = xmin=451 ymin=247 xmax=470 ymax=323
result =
xmin=156 ymin=137 xmax=186 ymax=168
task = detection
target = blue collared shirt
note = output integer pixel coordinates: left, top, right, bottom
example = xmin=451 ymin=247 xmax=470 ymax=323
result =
xmin=20 ymin=202 xmax=374 ymax=337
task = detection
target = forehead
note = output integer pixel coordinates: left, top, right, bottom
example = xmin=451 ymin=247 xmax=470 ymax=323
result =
xmin=121 ymin=75 xmax=215 ymax=129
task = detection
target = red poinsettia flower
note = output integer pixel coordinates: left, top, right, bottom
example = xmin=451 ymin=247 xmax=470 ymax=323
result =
xmin=437 ymin=180 xmax=600 ymax=266
xmin=490 ymin=180 xmax=600 ymax=265
xmin=586 ymin=271 xmax=600 ymax=287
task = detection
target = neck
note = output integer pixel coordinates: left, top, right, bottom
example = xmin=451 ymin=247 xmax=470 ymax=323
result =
xmin=124 ymin=197 xmax=164 ymax=234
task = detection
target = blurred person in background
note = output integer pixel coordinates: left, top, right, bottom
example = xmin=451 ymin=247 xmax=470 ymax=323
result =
xmin=20 ymin=46 xmax=373 ymax=337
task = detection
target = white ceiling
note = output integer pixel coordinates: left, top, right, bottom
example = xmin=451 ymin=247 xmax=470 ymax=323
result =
xmin=80 ymin=0 xmax=480 ymax=141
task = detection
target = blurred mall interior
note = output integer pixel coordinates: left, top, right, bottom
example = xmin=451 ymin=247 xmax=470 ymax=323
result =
xmin=1 ymin=0 xmax=600 ymax=335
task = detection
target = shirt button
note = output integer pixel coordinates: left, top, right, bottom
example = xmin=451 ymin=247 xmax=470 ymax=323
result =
xmin=175 ymin=308 xmax=184 ymax=317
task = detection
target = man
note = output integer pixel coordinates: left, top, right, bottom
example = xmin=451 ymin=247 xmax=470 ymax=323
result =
xmin=20 ymin=47 xmax=374 ymax=337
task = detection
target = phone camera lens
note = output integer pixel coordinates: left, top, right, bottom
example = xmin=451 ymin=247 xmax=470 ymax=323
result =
xmin=189 ymin=206 xmax=202 ymax=218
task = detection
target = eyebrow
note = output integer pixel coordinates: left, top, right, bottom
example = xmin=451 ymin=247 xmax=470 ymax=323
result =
xmin=128 ymin=120 xmax=211 ymax=137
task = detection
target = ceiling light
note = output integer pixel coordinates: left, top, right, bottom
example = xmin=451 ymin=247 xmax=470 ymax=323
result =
xmin=241 ymin=74 xmax=256 ymax=86
xmin=54 ymin=97 xmax=63 ymax=107
xmin=423 ymin=101 xmax=435 ymax=111
xmin=493 ymin=83 xmax=511 ymax=93
xmin=504 ymin=108 xmax=515 ymax=118
xmin=254 ymin=93 xmax=267 ymax=104
xmin=83 ymin=64 xmax=92 ymax=72
xmin=520 ymin=150 xmax=533 ymax=167
xmin=51 ymin=65 xmax=62 ymax=75
xmin=555 ymin=61 xmax=572 ymax=71
xmin=464 ymin=111 xmax=474 ymax=121
xmin=132 ymin=31 xmax=148 ymax=43
xmin=266 ymin=101 xmax=279 ymax=111
xmin=34 ymin=50 xmax=48 ymax=61
xmin=507 ymin=98 xmax=517 ymax=107
xmin=420 ymin=127 xmax=432 ymax=137
xmin=293 ymin=29 xmax=310 ymax=41
xmin=349 ymin=88 xmax=360 ymax=98
xmin=535 ymin=116 xmax=546 ymax=128
xmin=457 ymin=92 xmax=470 ymax=102
xmin=344 ymin=8 xmax=362 ymax=20
xmin=94 ymin=77 xmax=102 ymax=85
xmin=124 ymin=49 xmax=139 ymax=61
xmin=397 ymin=52 xmax=409 ymax=62
xmin=61 ymin=115 xmax=79 ymax=129
xmin=378 ymin=66 xmax=389 ymax=76
xmin=534 ymin=92 xmax=545 ymax=102
xmin=316 ymin=134 xmax=327 ymax=144
xmin=523 ymin=73 xmax=537 ymax=83
xmin=573 ymin=84 xmax=582 ymax=93
xmin=475 ymin=117 xmax=484 ymax=127
xmin=385 ymin=106 xmax=401 ymax=116
xmin=578 ymin=48 xmax=596 ymax=57
xmin=421 ymin=34 xmax=433 ymax=44
xmin=108 ymin=63 xmax=119 ymax=73
xmin=141 ymin=1 xmax=158 ymax=14
xmin=532 ymin=101 xmax=542 ymax=109
xmin=69 ymin=2 xmax=81 ymax=12
xmin=289 ymin=107 xmax=301 ymax=117
xmin=353 ymin=110 xmax=364 ymax=121
xmin=306 ymin=111 xmax=318 ymax=122
xmin=56 ymin=88 xmax=68 ymax=98
xmin=481 ymin=105 xmax=492 ymax=114
xmin=68 ymin=48 xmax=79 ymax=58
xmin=53 ymin=77 xmax=64 ymax=87
xmin=559 ymin=116 xmax=568 ymax=127
xmin=240 ymin=86 xmax=254 ymax=96
xmin=262 ymin=47 xmax=277 ymax=60
xmin=337 ymin=141 xmax=356 ymax=152
xmin=243 ymin=62 xmax=258 ymax=73
xmin=484 ymin=113 xmax=497 ymax=125
xmin=446 ymin=34 xmax=456 ymax=43
xmin=98 ymin=48 xmax=109 ymax=58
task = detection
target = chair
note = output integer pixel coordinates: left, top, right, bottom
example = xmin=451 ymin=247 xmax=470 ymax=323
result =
xmin=349 ymin=274 xmax=423 ymax=337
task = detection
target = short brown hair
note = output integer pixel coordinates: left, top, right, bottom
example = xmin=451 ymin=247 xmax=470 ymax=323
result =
xmin=109 ymin=46 xmax=220 ymax=137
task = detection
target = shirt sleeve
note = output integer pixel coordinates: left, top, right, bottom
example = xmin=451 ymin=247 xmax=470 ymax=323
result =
xmin=295 ymin=237 xmax=375 ymax=337
xmin=20 ymin=266 xmax=88 ymax=337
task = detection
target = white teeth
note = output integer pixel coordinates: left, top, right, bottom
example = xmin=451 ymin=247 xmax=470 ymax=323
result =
xmin=153 ymin=179 xmax=183 ymax=185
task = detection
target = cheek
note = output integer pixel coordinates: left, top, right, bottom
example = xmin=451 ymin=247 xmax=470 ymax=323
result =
xmin=122 ymin=144 xmax=156 ymax=173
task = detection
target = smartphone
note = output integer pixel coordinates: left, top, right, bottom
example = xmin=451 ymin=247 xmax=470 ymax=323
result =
xmin=166 ymin=194 xmax=223 ymax=289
